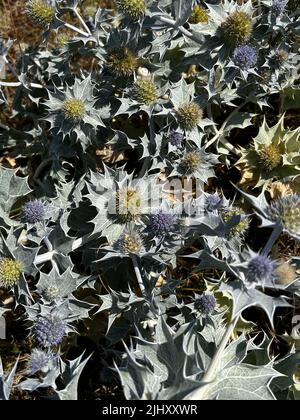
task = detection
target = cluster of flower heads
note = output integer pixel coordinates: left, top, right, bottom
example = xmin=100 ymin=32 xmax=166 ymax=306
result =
xmin=0 ymin=0 xmax=299 ymax=401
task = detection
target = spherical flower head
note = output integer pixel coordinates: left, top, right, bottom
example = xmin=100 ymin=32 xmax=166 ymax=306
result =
xmin=169 ymin=131 xmax=184 ymax=147
xmin=25 ymin=1 xmax=55 ymax=26
xmin=132 ymin=79 xmax=158 ymax=105
xmin=22 ymin=199 xmax=46 ymax=224
xmin=189 ymin=5 xmax=209 ymax=24
xmin=179 ymin=152 xmax=201 ymax=175
xmin=147 ymin=211 xmax=178 ymax=237
xmin=34 ymin=316 xmax=66 ymax=348
xmin=194 ymin=293 xmax=216 ymax=315
xmin=62 ymin=98 xmax=86 ymax=122
xmin=247 ymin=254 xmax=276 ymax=284
xmin=233 ymin=45 xmax=257 ymax=70
xmin=0 ymin=258 xmax=22 ymax=289
xmin=267 ymin=194 xmax=300 ymax=234
xmin=257 ymin=144 xmax=282 ymax=172
xmin=45 ymin=285 xmax=60 ymax=301
xmin=205 ymin=193 xmax=223 ymax=212
xmin=27 ymin=348 xmax=52 ymax=375
xmin=106 ymin=48 xmax=139 ymax=78
xmin=222 ymin=207 xmax=250 ymax=237
xmin=176 ymin=102 xmax=203 ymax=131
xmin=272 ymin=0 xmax=288 ymax=16
xmin=117 ymin=0 xmax=146 ymax=20
xmin=115 ymin=188 xmax=142 ymax=224
xmin=116 ymin=231 xmax=143 ymax=254
xmin=221 ymin=11 xmax=252 ymax=46
xmin=270 ymin=49 xmax=289 ymax=68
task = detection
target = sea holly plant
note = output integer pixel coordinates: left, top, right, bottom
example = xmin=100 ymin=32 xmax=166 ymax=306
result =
xmin=0 ymin=0 xmax=300 ymax=402
xmin=237 ymin=116 xmax=300 ymax=188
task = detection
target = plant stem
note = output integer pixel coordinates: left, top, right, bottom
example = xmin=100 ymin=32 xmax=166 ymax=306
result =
xmin=261 ymin=223 xmax=282 ymax=256
xmin=131 ymin=254 xmax=146 ymax=295
xmin=185 ymin=316 xmax=239 ymax=400
xmin=74 ymin=7 xmax=91 ymax=36
xmin=157 ymin=15 xmax=201 ymax=44
xmin=0 ymin=81 xmax=43 ymax=88
xmin=35 ymin=250 xmax=55 ymax=265
xmin=63 ymin=21 xmax=90 ymax=37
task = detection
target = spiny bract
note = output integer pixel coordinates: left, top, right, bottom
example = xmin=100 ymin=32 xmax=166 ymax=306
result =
xmin=0 ymin=258 xmax=22 ymax=288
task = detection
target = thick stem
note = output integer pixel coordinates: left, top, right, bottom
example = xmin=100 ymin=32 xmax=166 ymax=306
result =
xmin=63 ymin=21 xmax=90 ymax=37
xmin=131 ymin=255 xmax=146 ymax=295
xmin=74 ymin=7 xmax=92 ymax=35
xmin=35 ymin=250 xmax=55 ymax=265
xmin=0 ymin=81 xmax=43 ymax=88
xmin=157 ymin=15 xmax=200 ymax=44
xmin=185 ymin=316 xmax=239 ymax=400
xmin=261 ymin=223 xmax=282 ymax=256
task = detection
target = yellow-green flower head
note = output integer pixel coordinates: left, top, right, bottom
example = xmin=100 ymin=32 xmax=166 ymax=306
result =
xmin=236 ymin=117 xmax=300 ymax=188
xmin=0 ymin=258 xmax=22 ymax=289
xmin=106 ymin=48 xmax=139 ymax=77
xmin=222 ymin=207 xmax=250 ymax=237
xmin=221 ymin=11 xmax=252 ymax=46
xmin=62 ymin=98 xmax=86 ymax=122
xmin=117 ymin=0 xmax=146 ymax=20
xmin=179 ymin=152 xmax=201 ymax=175
xmin=115 ymin=188 xmax=142 ymax=224
xmin=55 ymin=33 xmax=71 ymax=48
xmin=132 ymin=78 xmax=158 ymax=105
xmin=257 ymin=144 xmax=282 ymax=172
xmin=117 ymin=231 xmax=143 ymax=254
xmin=176 ymin=102 xmax=203 ymax=131
xmin=25 ymin=0 xmax=55 ymax=26
xmin=189 ymin=5 xmax=209 ymax=24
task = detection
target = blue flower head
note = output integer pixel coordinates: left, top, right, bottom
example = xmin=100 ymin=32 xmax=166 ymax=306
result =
xmin=22 ymin=199 xmax=46 ymax=223
xmin=247 ymin=254 xmax=276 ymax=284
xmin=27 ymin=348 xmax=52 ymax=375
xmin=272 ymin=0 xmax=288 ymax=16
xmin=233 ymin=45 xmax=257 ymax=70
xmin=147 ymin=211 xmax=178 ymax=237
xmin=194 ymin=293 xmax=216 ymax=315
xmin=34 ymin=315 xmax=66 ymax=348
xmin=169 ymin=131 xmax=184 ymax=147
